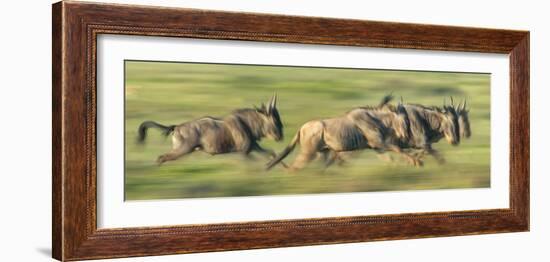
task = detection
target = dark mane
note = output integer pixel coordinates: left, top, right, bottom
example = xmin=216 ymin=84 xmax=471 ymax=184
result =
xmin=233 ymin=106 xmax=283 ymax=134
xmin=352 ymin=94 xmax=398 ymax=113
xmin=198 ymin=116 xmax=222 ymax=121
xmin=232 ymin=108 xmax=257 ymax=114
xmin=406 ymin=103 xmax=447 ymax=113
xmin=230 ymin=108 xmax=270 ymax=140
xmin=356 ymin=105 xmax=394 ymax=111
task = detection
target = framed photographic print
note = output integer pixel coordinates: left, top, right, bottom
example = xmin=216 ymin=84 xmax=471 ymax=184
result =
xmin=52 ymin=1 xmax=529 ymax=261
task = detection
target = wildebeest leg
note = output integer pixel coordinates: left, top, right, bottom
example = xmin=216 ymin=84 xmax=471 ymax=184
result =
xmin=386 ymin=144 xmax=423 ymax=167
xmin=319 ymin=150 xmax=338 ymax=168
xmin=157 ymin=144 xmax=194 ymax=165
xmin=376 ymin=152 xmax=394 ymax=163
xmin=424 ymin=145 xmax=446 ymax=164
xmin=410 ymin=149 xmax=426 ymax=159
xmin=250 ymin=143 xmax=288 ymax=169
xmin=335 ymin=151 xmax=360 ymax=166
xmin=290 ymin=150 xmax=316 ymax=171
xmin=242 ymin=153 xmax=257 ymax=161
xmin=288 ymin=120 xmax=324 ymax=171
xmin=335 ymin=154 xmax=347 ymax=166
xmin=157 ymin=134 xmax=196 ymax=165
xmin=351 ymin=121 xmax=416 ymax=166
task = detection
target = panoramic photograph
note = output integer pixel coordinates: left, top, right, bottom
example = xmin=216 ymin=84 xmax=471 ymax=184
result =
xmin=124 ymin=60 xmax=490 ymax=200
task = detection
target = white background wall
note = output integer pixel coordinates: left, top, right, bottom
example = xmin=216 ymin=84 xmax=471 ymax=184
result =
xmin=0 ymin=0 xmax=546 ymax=261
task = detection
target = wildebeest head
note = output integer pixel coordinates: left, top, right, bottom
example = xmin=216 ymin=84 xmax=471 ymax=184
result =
xmin=440 ymin=97 xmax=461 ymax=146
xmin=255 ymin=94 xmax=284 ymax=141
xmin=457 ymin=99 xmax=471 ymax=138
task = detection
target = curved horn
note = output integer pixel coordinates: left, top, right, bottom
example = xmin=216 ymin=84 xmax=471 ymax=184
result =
xmin=450 ymin=96 xmax=455 ymax=108
xmin=267 ymin=93 xmax=276 ymax=114
xmin=272 ymin=93 xmax=278 ymax=108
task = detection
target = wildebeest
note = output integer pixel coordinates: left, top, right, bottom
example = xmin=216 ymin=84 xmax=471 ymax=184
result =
xmin=403 ymin=97 xmax=471 ymax=164
xmin=395 ymin=100 xmax=461 ymax=164
xmin=137 ymin=94 xmax=285 ymax=166
xmin=339 ymin=96 xmax=464 ymax=166
xmin=266 ymin=98 xmax=421 ymax=171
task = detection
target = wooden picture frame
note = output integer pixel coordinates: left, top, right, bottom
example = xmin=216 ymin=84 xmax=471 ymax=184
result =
xmin=52 ymin=1 xmax=529 ymax=261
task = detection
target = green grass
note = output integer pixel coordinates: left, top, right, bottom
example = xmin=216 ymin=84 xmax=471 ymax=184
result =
xmin=124 ymin=61 xmax=491 ymax=200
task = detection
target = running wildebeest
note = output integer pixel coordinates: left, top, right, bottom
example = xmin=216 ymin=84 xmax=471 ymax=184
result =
xmin=266 ymin=98 xmax=421 ymax=171
xmin=397 ymin=97 xmax=469 ymax=164
xmin=339 ymin=96 xmax=465 ymax=167
xmin=137 ymin=94 xmax=286 ymax=166
xmin=395 ymin=99 xmax=462 ymax=164
xmin=338 ymin=96 xmax=464 ymax=166
xmin=341 ymin=96 xmax=466 ymax=166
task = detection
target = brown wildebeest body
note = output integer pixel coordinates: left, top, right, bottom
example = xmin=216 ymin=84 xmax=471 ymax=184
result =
xmin=396 ymin=103 xmax=460 ymax=164
xmin=335 ymin=99 xmax=464 ymax=166
xmin=138 ymin=95 xmax=285 ymax=165
xmin=332 ymin=97 xmax=464 ymax=166
xmin=266 ymin=103 xmax=420 ymax=171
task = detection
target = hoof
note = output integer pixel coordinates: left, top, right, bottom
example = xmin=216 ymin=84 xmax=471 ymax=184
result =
xmin=410 ymin=158 xmax=423 ymax=167
xmin=156 ymin=156 xmax=165 ymax=166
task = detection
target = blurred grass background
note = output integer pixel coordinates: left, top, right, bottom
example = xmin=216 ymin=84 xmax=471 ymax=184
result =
xmin=125 ymin=61 xmax=490 ymax=201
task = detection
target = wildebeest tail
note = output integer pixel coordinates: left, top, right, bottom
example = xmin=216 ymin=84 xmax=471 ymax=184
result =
xmin=266 ymin=131 xmax=300 ymax=170
xmin=137 ymin=121 xmax=176 ymax=143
